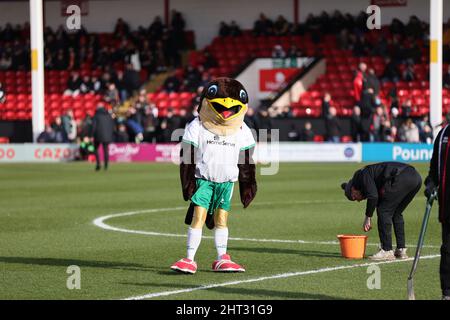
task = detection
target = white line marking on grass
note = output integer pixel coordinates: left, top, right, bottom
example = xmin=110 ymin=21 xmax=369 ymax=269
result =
xmin=92 ymin=203 xmax=440 ymax=248
xmin=123 ymin=254 xmax=440 ymax=300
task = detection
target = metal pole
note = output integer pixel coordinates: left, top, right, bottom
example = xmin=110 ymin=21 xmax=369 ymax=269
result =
xmin=430 ymin=0 xmax=443 ymax=138
xmin=30 ymin=0 xmax=45 ymax=142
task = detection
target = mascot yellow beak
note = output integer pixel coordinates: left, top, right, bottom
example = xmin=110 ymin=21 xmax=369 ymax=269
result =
xmin=206 ymin=97 xmax=247 ymax=121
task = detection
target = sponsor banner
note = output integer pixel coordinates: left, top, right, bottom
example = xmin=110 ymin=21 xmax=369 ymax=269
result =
xmin=259 ymin=68 xmax=299 ymax=92
xmin=371 ymin=0 xmax=407 ymax=7
xmin=0 ymin=144 xmax=79 ymax=162
xmin=362 ymin=143 xmax=433 ymax=162
xmin=256 ymin=142 xmax=362 ymax=163
xmin=100 ymin=143 xmax=179 ymax=163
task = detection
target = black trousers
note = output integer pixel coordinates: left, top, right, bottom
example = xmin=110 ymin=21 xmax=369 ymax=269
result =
xmin=94 ymin=142 xmax=109 ymax=169
xmin=441 ymin=222 xmax=450 ymax=296
xmin=376 ymin=167 xmax=422 ymax=251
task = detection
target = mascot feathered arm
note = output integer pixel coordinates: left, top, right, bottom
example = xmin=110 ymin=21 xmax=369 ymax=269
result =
xmin=238 ymin=146 xmax=257 ymax=208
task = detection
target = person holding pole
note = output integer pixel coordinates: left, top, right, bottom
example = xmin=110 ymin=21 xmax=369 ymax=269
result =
xmin=424 ymin=125 xmax=450 ymax=300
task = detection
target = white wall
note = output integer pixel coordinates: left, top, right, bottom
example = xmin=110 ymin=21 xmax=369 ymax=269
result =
xmin=299 ymin=0 xmax=435 ymax=25
xmin=0 ymin=0 xmax=448 ymax=49
xmin=172 ymin=0 xmax=293 ymax=48
xmin=45 ymin=0 xmax=164 ymax=32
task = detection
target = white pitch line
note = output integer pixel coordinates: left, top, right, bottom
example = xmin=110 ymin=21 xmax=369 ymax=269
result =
xmin=123 ymin=254 xmax=441 ymax=300
xmin=92 ymin=204 xmax=440 ymax=248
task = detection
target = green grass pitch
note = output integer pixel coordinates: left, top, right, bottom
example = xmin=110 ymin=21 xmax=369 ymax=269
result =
xmin=0 ymin=162 xmax=444 ymax=300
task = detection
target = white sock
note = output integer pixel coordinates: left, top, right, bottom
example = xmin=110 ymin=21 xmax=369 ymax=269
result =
xmin=215 ymin=227 xmax=229 ymax=259
xmin=186 ymin=227 xmax=202 ymax=261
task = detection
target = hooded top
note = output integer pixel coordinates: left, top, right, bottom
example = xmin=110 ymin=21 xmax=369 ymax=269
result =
xmin=341 ymin=162 xmax=412 ymax=217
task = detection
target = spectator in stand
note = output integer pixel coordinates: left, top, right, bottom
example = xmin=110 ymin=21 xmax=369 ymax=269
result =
xmin=79 ymin=75 xmax=92 ymax=94
xmin=273 ymin=15 xmax=291 ymax=36
xmin=353 ymin=63 xmax=367 ymax=103
xmin=322 ymin=92 xmax=332 ymax=119
xmin=279 ymin=106 xmax=293 ymax=118
xmin=371 ymin=106 xmax=387 ymax=142
xmin=177 ymin=108 xmax=189 ymax=130
xmin=198 ymin=72 xmax=212 ymax=89
xmin=37 ymin=124 xmax=56 ymax=143
xmin=229 ymin=21 xmax=242 ymax=37
xmin=420 ymin=124 xmax=433 ymax=144
xmin=149 ymin=16 xmax=164 ymax=41
xmin=219 ymin=22 xmax=230 ymax=37
xmin=405 ymin=15 xmax=425 ymax=40
xmin=156 ymin=108 xmax=179 ymax=142
xmin=253 ymin=13 xmax=274 ymax=36
xmin=350 ymin=106 xmax=364 ymax=142
xmin=402 ymin=63 xmax=416 ymax=82
xmin=203 ymin=51 xmax=218 ymax=69
xmin=366 ymin=68 xmax=380 ymax=96
xmin=171 ymin=10 xmax=186 ymax=37
xmin=114 ymin=70 xmax=128 ymax=101
xmin=244 ymin=107 xmax=258 ymax=131
xmin=390 ymin=106 xmax=401 ymax=128
xmin=0 ymin=82 xmax=5 ymax=103
xmin=163 ymin=73 xmax=182 ymax=93
xmin=271 ymin=44 xmax=286 ymax=59
xmin=444 ymin=65 xmax=450 ymax=89
xmin=91 ymin=76 xmax=102 ymax=94
xmin=184 ymin=65 xmax=202 ymax=92
xmin=123 ymin=63 xmax=141 ymax=97
xmin=359 ymin=87 xmax=376 ymax=120
xmin=325 ymin=106 xmax=341 ymax=143
xmin=287 ymin=44 xmax=302 ymax=67
xmin=92 ymin=104 xmax=115 ymax=171
xmin=113 ymin=18 xmax=130 ymax=38
xmin=115 ymin=123 xmax=129 ymax=143
xmin=353 ymin=35 xmax=369 ymax=57
xmin=53 ymin=49 xmax=67 ymax=70
xmin=337 ymin=29 xmax=350 ymax=50
xmin=381 ymin=120 xmax=397 ymax=142
xmin=52 ymin=116 xmax=68 ymax=143
xmin=300 ymin=122 xmax=315 ymax=142
xmin=126 ymin=106 xmax=144 ymax=143
xmin=61 ymin=109 xmax=77 ymax=142
xmin=64 ymin=72 xmax=82 ymax=96
xmin=103 ymin=83 xmax=120 ymax=106
xmin=287 ymin=124 xmax=300 ymax=141
xmin=143 ymin=103 xmax=159 ymax=142
xmin=0 ymin=53 xmax=12 ymax=70
xmin=399 ymin=118 xmax=420 ymax=143
xmin=255 ymin=109 xmax=273 ymax=141
xmin=67 ymin=47 xmax=78 ymax=70
xmin=400 ymin=99 xmax=413 ymax=119
xmin=382 ymin=57 xmax=400 ymax=83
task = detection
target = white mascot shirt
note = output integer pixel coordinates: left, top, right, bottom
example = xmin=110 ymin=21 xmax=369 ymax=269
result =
xmin=182 ymin=117 xmax=255 ymax=183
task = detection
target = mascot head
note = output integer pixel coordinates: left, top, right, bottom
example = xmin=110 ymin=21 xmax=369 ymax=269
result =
xmin=198 ymin=77 xmax=249 ymax=136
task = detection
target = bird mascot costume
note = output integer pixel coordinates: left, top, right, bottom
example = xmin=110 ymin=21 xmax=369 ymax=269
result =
xmin=171 ymin=77 xmax=257 ymax=274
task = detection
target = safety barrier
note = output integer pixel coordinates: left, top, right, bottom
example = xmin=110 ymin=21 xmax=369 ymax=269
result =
xmin=0 ymin=142 xmax=434 ymax=163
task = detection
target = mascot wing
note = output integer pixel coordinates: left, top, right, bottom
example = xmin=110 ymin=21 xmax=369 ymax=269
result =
xmin=180 ymin=141 xmax=196 ymax=201
xmin=238 ymin=146 xmax=257 ymax=208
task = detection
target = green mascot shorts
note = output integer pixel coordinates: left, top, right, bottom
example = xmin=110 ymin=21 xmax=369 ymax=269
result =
xmin=191 ymin=179 xmax=234 ymax=215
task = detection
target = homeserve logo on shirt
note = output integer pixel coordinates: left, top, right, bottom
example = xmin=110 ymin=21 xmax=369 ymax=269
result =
xmin=392 ymin=145 xmax=433 ymax=161
xmin=206 ymin=136 xmax=236 ymax=147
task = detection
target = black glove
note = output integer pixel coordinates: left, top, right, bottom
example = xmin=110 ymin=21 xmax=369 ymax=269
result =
xmin=424 ymin=176 xmax=437 ymax=200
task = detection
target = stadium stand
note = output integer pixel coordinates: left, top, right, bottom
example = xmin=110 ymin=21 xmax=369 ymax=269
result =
xmin=1 ymin=10 xmax=450 ymax=143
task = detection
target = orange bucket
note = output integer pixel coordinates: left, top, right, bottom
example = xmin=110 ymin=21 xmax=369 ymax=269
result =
xmin=337 ymin=235 xmax=368 ymax=259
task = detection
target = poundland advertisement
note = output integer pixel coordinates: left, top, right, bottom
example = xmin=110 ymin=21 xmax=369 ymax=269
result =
xmin=362 ymin=143 xmax=434 ymax=162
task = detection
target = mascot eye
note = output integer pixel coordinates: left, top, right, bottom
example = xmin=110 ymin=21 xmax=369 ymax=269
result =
xmin=239 ymin=89 xmax=248 ymax=103
xmin=207 ymin=85 xmax=218 ymax=98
